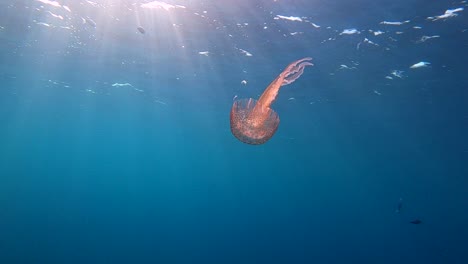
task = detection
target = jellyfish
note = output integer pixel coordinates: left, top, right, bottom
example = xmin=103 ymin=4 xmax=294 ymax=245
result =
xmin=230 ymin=57 xmax=313 ymax=145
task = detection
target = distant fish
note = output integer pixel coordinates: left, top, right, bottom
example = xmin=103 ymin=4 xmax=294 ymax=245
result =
xmin=396 ymin=198 xmax=403 ymax=213
xmin=410 ymin=219 xmax=422 ymax=224
xmin=137 ymin=26 xmax=145 ymax=34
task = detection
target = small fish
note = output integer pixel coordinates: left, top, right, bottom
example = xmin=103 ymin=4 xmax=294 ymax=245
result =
xmin=410 ymin=219 xmax=422 ymax=224
xmin=137 ymin=26 xmax=145 ymax=34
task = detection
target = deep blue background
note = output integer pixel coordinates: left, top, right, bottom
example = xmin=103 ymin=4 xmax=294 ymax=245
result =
xmin=1 ymin=0 xmax=467 ymax=263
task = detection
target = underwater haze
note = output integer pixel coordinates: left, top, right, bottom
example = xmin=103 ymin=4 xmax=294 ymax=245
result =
xmin=1 ymin=0 xmax=468 ymax=263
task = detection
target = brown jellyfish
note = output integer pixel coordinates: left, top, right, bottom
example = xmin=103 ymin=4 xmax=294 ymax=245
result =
xmin=230 ymin=57 xmax=313 ymax=145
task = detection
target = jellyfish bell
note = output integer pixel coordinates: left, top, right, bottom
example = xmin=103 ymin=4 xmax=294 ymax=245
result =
xmin=230 ymin=98 xmax=279 ymax=145
xmin=230 ymin=58 xmax=313 ymax=145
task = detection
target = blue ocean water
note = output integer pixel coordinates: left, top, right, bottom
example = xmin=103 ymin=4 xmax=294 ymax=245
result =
xmin=0 ymin=0 xmax=467 ymax=263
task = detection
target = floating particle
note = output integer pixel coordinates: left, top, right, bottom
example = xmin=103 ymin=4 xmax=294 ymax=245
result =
xmin=380 ymin=20 xmax=410 ymax=25
xmin=396 ymin=198 xmax=403 ymax=213
xmin=37 ymin=0 xmax=61 ymax=8
xmin=36 ymin=22 xmax=52 ymax=27
xmin=373 ymin=30 xmax=384 ymax=36
xmin=410 ymin=62 xmax=430 ymax=69
xmin=340 ymin=28 xmax=359 ymax=35
xmin=111 ymin=82 xmax=133 ymax=87
xmin=85 ymin=17 xmax=97 ymax=27
xmin=141 ymin=1 xmax=186 ymax=11
xmin=155 ymin=98 xmax=167 ymax=105
xmin=391 ymin=70 xmax=405 ymax=78
xmin=416 ymin=35 xmax=440 ymax=43
xmin=137 ymin=26 xmax=145 ymax=34
xmin=237 ymin=48 xmax=253 ymax=56
xmin=338 ymin=64 xmax=356 ymax=70
xmin=274 ymin=15 xmax=302 ymax=22
xmin=428 ymin=7 xmax=464 ymax=21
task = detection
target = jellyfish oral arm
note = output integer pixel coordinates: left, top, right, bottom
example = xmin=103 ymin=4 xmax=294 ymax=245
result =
xmin=249 ymin=57 xmax=313 ymax=127
xmin=255 ymin=75 xmax=284 ymax=110
xmin=282 ymin=57 xmax=314 ymax=85
xmin=257 ymin=57 xmax=313 ymax=109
